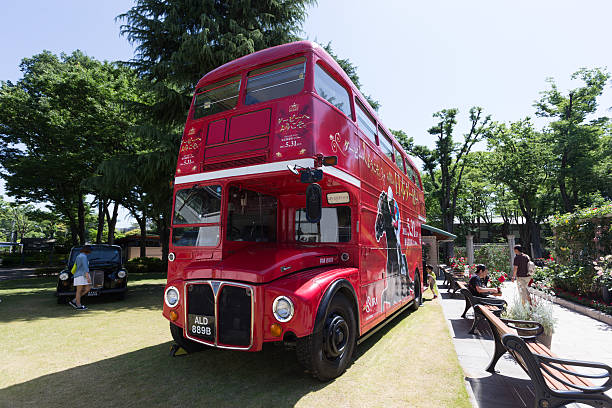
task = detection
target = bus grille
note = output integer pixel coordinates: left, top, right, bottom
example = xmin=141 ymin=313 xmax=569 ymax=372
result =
xmin=203 ymin=155 xmax=266 ymax=171
xmin=185 ymin=282 xmax=253 ymax=349
xmin=218 ymin=285 xmax=252 ymax=347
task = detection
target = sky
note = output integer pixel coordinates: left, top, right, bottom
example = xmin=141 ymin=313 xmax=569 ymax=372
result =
xmin=2 ymin=0 xmax=612 ymax=226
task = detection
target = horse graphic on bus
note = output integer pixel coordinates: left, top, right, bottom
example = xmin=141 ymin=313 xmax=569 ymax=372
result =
xmin=375 ymin=187 xmax=413 ymax=311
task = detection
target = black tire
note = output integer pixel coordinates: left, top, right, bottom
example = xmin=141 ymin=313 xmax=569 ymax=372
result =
xmin=115 ymin=291 xmax=126 ymax=301
xmin=411 ymin=271 xmax=421 ymax=311
xmin=296 ymin=293 xmax=357 ymax=381
xmin=169 ymin=322 xmax=210 ymax=353
xmin=57 ymin=295 xmax=68 ymax=305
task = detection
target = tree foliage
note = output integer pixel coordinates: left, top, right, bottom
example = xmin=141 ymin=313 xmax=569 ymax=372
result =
xmin=407 ymin=107 xmax=493 ymax=255
xmin=486 ymin=119 xmax=556 ymax=257
xmin=0 ymin=51 xmax=142 ymax=245
xmin=534 ymin=68 xmax=610 ymax=212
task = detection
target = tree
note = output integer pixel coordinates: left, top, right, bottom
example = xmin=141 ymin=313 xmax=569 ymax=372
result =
xmin=395 ymin=108 xmax=493 ymax=257
xmin=115 ymin=0 xmax=316 ymax=260
xmin=118 ymin=0 xmax=316 ymax=126
xmin=486 ymin=119 xmax=556 ymax=258
xmin=534 ymin=68 xmax=610 ymax=212
xmin=0 ymin=51 xmax=142 ymax=245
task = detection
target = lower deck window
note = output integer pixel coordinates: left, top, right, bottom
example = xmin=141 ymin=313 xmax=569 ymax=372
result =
xmin=226 ymin=186 xmax=277 ymax=242
xmin=295 ymin=207 xmax=351 ymax=243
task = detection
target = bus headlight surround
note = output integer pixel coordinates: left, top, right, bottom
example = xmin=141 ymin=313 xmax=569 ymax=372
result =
xmin=117 ymin=270 xmax=127 ymax=279
xmin=168 ymin=252 xmax=175 ymax=262
xmin=272 ymin=296 xmax=294 ymax=322
xmin=165 ymin=286 xmax=180 ymax=308
xmin=59 ymin=272 xmax=69 ymax=281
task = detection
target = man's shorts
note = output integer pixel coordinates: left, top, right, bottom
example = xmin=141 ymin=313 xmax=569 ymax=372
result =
xmin=74 ymin=276 xmax=89 ymax=286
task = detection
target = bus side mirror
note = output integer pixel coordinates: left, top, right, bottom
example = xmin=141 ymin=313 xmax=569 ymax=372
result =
xmin=305 ymin=183 xmax=322 ymax=223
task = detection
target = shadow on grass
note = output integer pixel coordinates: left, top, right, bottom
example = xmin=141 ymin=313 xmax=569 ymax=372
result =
xmin=0 ymin=303 xmax=423 ymax=408
xmin=0 ymin=274 xmax=166 ymax=324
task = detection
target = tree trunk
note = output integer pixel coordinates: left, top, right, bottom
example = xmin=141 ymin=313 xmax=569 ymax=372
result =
xmin=138 ymin=218 xmax=147 ymax=258
xmin=443 ymin=213 xmax=455 ymax=259
xmin=558 ymin=150 xmax=572 ymax=213
xmin=528 ymin=221 xmax=543 ymax=258
xmin=96 ymin=198 xmax=105 ymax=244
xmin=106 ymin=201 xmax=119 ymax=245
xmin=77 ymin=194 xmax=86 ymax=245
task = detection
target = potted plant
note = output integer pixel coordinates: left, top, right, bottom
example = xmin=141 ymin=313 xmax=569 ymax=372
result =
xmin=487 ymin=269 xmax=508 ymax=294
xmin=502 ymin=295 xmax=557 ymax=348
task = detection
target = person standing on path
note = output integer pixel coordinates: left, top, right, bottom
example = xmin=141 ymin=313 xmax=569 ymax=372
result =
xmin=512 ymin=245 xmax=531 ymax=305
xmin=68 ymin=246 xmax=91 ymax=310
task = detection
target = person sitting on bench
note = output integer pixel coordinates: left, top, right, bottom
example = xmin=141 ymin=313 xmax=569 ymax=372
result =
xmin=468 ymin=264 xmax=505 ymax=306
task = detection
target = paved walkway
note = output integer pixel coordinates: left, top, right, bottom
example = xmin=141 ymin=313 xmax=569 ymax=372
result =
xmin=437 ymin=278 xmax=612 ymax=408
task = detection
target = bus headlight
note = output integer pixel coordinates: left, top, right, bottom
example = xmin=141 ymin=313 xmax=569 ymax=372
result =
xmin=59 ymin=272 xmax=69 ymax=281
xmin=272 ymin=296 xmax=294 ymax=322
xmin=165 ymin=286 xmax=180 ymax=308
xmin=117 ymin=270 xmax=127 ymax=279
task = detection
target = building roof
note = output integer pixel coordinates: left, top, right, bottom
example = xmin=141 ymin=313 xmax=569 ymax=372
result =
xmin=422 ymin=224 xmax=457 ymax=241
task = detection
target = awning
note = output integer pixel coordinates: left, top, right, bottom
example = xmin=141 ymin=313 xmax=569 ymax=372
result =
xmin=421 ymin=224 xmax=456 ymax=241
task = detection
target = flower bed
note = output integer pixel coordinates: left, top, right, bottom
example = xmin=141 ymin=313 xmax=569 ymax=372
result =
xmin=531 ymin=280 xmax=612 ymax=316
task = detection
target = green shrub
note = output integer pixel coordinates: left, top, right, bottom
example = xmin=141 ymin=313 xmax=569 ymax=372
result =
xmin=474 ymin=244 xmax=511 ymax=276
xmin=126 ymin=257 xmax=166 ymax=274
xmin=539 ymin=261 xmax=597 ymax=296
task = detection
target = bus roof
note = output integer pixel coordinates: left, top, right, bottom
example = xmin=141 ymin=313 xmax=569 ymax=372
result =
xmin=195 ymin=41 xmax=419 ymax=175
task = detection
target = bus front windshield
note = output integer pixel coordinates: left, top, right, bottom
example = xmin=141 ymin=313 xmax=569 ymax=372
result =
xmin=226 ymin=186 xmax=277 ymax=242
xmin=172 ymin=185 xmax=222 ymax=247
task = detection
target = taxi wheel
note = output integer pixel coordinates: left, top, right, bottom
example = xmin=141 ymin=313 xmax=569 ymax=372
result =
xmin=170 ymin=322 xmax=210 ymax=353
xmin=296 ymin=293 xmax=356 ymax=381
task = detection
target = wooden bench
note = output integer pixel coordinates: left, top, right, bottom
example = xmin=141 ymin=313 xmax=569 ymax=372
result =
xmin=456 ymin=281 xmax=507 ymax=334
xmin=476 ymin=304 xmax=612 ymax=408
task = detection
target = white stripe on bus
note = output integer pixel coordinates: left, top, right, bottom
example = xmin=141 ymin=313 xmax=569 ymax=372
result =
xmin=174 ymin=157 xmax=362 ymax=188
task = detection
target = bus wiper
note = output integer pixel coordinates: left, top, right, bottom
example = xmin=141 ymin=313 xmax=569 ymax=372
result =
xmin=177 ymin=184 xmax=200 ymax=212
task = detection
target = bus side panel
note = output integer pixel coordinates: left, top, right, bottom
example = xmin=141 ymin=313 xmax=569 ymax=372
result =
xmin=270 ymin=95 xmax=314 ymax=162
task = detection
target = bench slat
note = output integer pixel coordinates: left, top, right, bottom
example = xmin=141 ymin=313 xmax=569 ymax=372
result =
xmin=527 ymin=339 xmax=594 ymax=389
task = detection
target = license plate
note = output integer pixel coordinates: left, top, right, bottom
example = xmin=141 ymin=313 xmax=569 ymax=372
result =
xmin=87 ymin=291 xmax=99 ymax=297
xmin=188 ymin=314 xmax=215 ymax=341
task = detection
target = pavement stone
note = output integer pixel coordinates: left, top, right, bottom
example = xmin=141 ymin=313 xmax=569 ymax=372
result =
xmin=436 ymin=278 xmax=612 ymax=408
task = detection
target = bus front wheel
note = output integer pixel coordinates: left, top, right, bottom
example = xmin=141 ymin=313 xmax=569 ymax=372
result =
xmin=296 ymin=293 xmax=357 ymax=381
xmin=169 ymin=322 xmax=210 ymax=354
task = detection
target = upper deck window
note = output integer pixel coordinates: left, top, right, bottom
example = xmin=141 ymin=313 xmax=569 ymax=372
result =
xmin=379 ymin=128 xmax=395 ymax=164
xmin=355 ymin=100 xmax=377 ymax=145
xmin=405 ymin=163 xmax=417 ymax=184
xmin=393 ymin=150 xmax=406 ymax=173
xmin=193 ymin=76 xmax=241 ymax=119
xmin=314 ymin=64 xmax=351 ymax=117
xmin=245 ymin=57 xmax=306 ymax=105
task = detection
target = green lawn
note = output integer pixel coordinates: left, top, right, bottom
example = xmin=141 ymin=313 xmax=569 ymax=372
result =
xmin=0 ymin=275 xmax=471 ymax=408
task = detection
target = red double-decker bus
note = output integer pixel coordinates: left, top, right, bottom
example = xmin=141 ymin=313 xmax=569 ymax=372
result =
xmin=163 ymin=41 xmax=426 ymax=380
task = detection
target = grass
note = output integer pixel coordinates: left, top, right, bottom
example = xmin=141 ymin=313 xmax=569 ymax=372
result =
xmin=0 ymin=275 xmax=471 ymax=408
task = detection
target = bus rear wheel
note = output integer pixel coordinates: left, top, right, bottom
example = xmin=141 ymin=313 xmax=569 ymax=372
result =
xmin=169 ymin=322 xmax=210 ymax=353
xmin=410 ymin=271 xmax=421 ymax=311
xmin=296 ymin=293 xmax=356 ymax=381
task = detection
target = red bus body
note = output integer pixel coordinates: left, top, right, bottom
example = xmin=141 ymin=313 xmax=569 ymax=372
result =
xmin=163 ymin=41 xmax=426 ymax=372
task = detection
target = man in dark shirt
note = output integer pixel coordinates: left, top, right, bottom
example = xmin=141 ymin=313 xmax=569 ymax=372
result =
xmin=468 ymin=264 xmax=505 ymax=306
xmin=512 ymin=245 xmax=531 ymax=304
